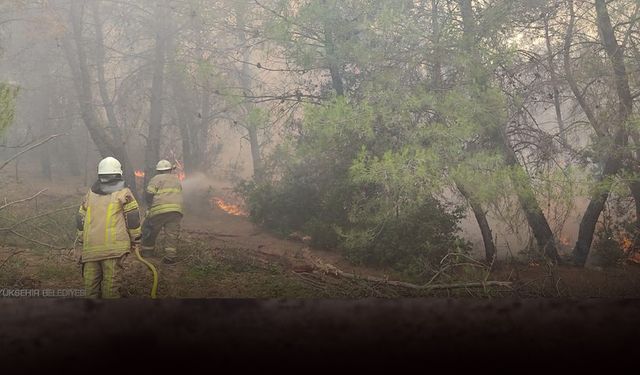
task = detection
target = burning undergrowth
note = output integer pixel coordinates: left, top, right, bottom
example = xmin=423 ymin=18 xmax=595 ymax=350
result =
xmin=210 ymin=196 xmax=247 ymax=217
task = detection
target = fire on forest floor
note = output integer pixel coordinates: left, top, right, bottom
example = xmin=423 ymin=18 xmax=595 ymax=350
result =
xmin=3 ymin=171 xmax=640 ymax=297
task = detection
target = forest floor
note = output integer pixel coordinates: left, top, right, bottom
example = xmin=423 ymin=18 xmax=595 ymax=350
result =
xmin=2 ymin=169 xmax=640 ymax=298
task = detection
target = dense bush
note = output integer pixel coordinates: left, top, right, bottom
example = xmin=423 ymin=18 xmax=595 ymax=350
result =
xmin=239 ymin=96 xmax=470 ymax=274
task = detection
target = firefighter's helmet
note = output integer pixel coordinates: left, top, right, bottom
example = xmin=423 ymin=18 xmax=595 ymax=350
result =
xmin=98 ymin=157 xmax=123 ymax=175
xmin=156 ymin=159 xmax=173 ymax=171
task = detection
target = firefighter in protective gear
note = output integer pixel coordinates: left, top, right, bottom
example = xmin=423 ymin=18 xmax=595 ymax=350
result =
xmin=141 ymin=159 xmax=183 ymax=264
xmin=76 ymin=157 xmax=142 ymax=298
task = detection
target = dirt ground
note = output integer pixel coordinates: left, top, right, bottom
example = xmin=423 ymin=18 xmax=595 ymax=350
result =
xmin=2 ymin=168 xmax=640 ymax=298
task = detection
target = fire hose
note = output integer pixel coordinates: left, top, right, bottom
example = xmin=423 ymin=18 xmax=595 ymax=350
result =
xmin=134 ymin=210 xmax=158 ymax=298
xmin=134 ymin=245 xmax=158 ymax=299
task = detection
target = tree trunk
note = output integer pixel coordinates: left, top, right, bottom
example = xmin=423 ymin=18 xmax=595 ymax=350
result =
xmin=543 ymin=13 xmax=565 ymax=143
xmin=144 ymin=3 xmax=169 ymax=186
xmin=170 ymin=72 xmax=195 ymax=174
xmin=36 ymin=67 xmax=52 ymax=181
xmin=198 ymin=80 xmax=212 ymax=171
xmin=455 ymin=179 xmax=496 ymax=263
xmin=320 ymin=0 xmax=344 ymax=96
xmin=324 ymin=26 xmax=344 ymax=97
xmin=503 ymin=140 xmax=560 ymax=262
xmin=236 ymin=5 xmax=264 ymax=181
xmin=63 ymin=3 xmax=114 ymax=159
xmin=430 ymin=0 xmax=442 ymax=89
xmin=573 ymin=153 xmax=622 ymax=265
xmin=571 ymin=0 xmax=633 ymax=266
xmin=91 ymin=1 xmax=136 ymax=191
xmin=459 ymin=0 xmax=559 ymax=262
xmin=434 ymin=0 xmax=496 ymax=262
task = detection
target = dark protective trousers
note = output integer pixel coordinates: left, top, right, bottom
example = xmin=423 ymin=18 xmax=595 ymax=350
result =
xmin=141 ymin=211 xmax=183 ymax=259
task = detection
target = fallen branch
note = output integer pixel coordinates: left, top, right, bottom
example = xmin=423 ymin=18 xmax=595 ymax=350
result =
xmin=0 ymin=189 xmax=48 ymax=211
xmin=182 ymin=229 xmax=241 ymax=238
xmin=300 ymin=249 xmax=512 ymax=291
xmin=0 ymin=134 xmax=65 ymax=171
xmin=330 ymin=269 xmax=512 ymax=291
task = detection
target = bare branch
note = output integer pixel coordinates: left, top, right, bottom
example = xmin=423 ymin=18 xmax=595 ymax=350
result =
xmin=563 ymin=0 xmax=604 ymax=137
xmin=0 ymin=189 xmax=48 ymax=211
xmin=0 ymin=134 xmax=65 ymax=171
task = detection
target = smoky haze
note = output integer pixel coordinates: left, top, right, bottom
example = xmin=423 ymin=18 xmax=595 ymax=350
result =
xmin=1 ymin=0 xmax=638 ymax=270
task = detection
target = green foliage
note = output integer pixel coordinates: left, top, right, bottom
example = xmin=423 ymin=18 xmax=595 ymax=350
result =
xmin=339 ymin=197 xmax=470 ymax=277
xmin=0 ymin=82 xmax=19 ymax=136
xmin=241 ymin=94 xmax=470 ymax=272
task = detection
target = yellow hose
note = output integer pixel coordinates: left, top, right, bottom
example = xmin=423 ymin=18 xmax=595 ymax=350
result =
xmin=134 ymin=246 xmax=158 ymax=299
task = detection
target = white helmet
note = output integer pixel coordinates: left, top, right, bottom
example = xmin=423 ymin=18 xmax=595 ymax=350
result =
xmin=156 ymin=159 xmax=173 ymax=171
xmin=98 ymin=157 xmax=123 ymax=175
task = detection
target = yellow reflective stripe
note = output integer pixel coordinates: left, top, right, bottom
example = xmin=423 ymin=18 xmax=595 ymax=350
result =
xmin=103 ymin=259 xmax=114 ymax=298
xmin=83 ymin=207 xmax=91 ymax=245
xmin=155 ymin=188 xmax=182 ymax=194
xmin=83 ymin=263 xmax=96 ymax=291
xmin=104 ymin=203 xmax=113 ymax=244
xmin=83 ymin=241 xmax=130 ymax=252
xmin=111 ymin=203 xmax=118 ymax=243
xmin=148 ymin=204 xmax=182 ymax=215
xmin=123 ymin=200 xmax=138 ymax=212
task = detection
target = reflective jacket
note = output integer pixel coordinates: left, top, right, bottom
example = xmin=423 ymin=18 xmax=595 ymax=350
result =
xmin=77 ymin=180 xmax=142 ymax=263
xmin=145 ymin=173 xmax=183 ymax=218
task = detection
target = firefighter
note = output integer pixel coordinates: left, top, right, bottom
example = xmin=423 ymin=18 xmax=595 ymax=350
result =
xmin=141 ymin=159 xmax=184 ymax=264
xmin=76 ymin=157 xmax=142 ymax=298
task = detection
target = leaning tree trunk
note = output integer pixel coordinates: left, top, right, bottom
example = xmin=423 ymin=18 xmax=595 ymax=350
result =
xmin=570 ymin=0 xmax=633 ymax=266
xmin=64 ymin=2 xmax=137 ymax=189
xmin=503 ymin=139 xmax=560 ymax=262
xmin=433 ymin=0 xmax=496 ymax=263
xmin=455 ymin=179 xmax=496 ymax=263
xmin=459 ymin=0 xmax=559 ymax=262
xmin=63 ymin=4 xmax=113 ymax=158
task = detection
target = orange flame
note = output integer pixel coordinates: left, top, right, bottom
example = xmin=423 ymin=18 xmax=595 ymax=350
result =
xmin=620 ymin=235 xmax=633 ymax=253
xmin=174 ymin=160 xmax=186 ymax=181
xmin=134 ymin=170 xmax=145 ymax=177
xmin=167 ymin=149 xmax=186 ymax=182
xmin=211 ymin=197 xmax=247 ymax=216
xmin=615 ymin=231 xmax=640 ymax=264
